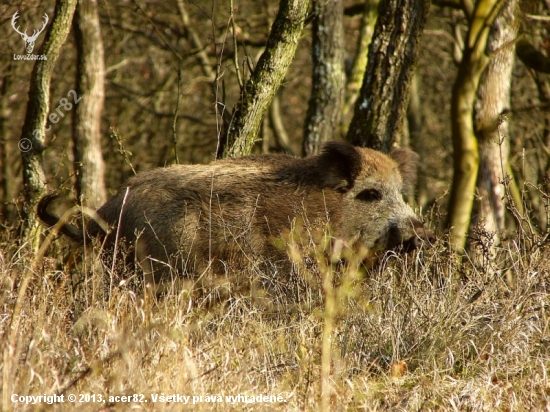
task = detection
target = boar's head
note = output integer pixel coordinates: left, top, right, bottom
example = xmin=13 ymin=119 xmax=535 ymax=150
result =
xmin=318 ymin=142 xmax=432 ymax=256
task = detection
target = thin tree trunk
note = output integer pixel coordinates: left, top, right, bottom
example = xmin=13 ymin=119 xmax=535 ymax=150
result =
xmin=516 ymin=0 xmax=550 ymax=229
xmin=269 ymin=93 xmax=293 ymax=154
xmin=73 ymin=0 xmax=107 ymax=208
xmin=472 ymin=0 xmax=518 ymax=248
xmin=532 ymin=73 xmax=550 ymax=231
xmin=345 ymin=0 xmax=430 ymax=152
xmin=341 ymin=0 xmax=379 ymax=129
xmin=222 ymin=0 xmax=310 ymax=158
xmin=176 ymin=0 xmax=215 ymax=80
xmin=0 ymin=65 xmax=14 ymax=220
xmin=446 ymin=0 xmax=504 ymax=252
xmin=407 ymin=72 xmax=428 ymax=207
xmin=302 ymin=0 xmax=345 ymax=156
xmin=20 ymin=0 xmax=78 ymax=245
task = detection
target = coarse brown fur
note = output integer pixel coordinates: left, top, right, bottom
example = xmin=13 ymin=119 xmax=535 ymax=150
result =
xmin=38 ymin=142 xmax=432 ymax=282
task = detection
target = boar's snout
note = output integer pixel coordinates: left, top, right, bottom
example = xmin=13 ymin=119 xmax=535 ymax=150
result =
xmin=401 ymin=222 xmax=435 ymax=252
xmin=374 ymin=217 xmax=434 ymax=254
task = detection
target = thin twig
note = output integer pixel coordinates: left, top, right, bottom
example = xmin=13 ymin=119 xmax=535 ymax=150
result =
xmin=230 ymin=0 xmax=243 ymax=89
xmin=525 ymin=14 xmax=550 ymax=22
xmin=111 ymin=128 xmax=136 ymax=175
xmin=110 ymin=187 xmax=130 ymax=306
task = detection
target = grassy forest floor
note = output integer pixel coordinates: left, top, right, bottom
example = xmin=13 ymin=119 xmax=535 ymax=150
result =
xmin=1 ymin=206 xmax=549 ymax=411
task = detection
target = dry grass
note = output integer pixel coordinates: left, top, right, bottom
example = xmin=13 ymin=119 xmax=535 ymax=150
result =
xmin=1 ymin=210 xmax=549 ymax=411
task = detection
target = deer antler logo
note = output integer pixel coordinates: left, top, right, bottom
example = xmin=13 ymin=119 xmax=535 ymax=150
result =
xmin=11 ymin=11 xmax=49 ymax=54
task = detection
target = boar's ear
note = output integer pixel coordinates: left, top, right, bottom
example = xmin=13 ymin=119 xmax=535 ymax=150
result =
xmin=320 ymin=141 xmax=363 ymax=190
xmin=389 ymin=148 xmax=419 ymax=196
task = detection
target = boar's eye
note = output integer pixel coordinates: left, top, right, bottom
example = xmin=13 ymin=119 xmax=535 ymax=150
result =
xmin=356 ymin=188 xmax=382 ymax=202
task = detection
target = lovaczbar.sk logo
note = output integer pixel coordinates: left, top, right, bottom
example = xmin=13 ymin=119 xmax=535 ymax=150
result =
xmin=12 ymin=10 xmax=48 ymax=61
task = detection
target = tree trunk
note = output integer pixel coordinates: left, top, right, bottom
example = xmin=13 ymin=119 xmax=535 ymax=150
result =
xmin=345 ymin=0 xmax=430 ymax=152
xmin=341 ymin=0 xmax=379 ymax=130
xmin=302 ymin=0 xmax=345 ymax=156
xmin=472 ymin=0 xmax=518 ymax=248
xmin=516 ymin=0 xmax=550 ymax=230
xmin=0 ymin=64 xmax=14 ymax=221
xmin=532 ymin=73 xmax=550 ymax=229
xmin=176 ymin=0 xmax=215 ymax=80
xmin=222 ymin=0 xmax=310 ymax=158
xmin=73 ymin=0 xmax=107 ymax=208
xmin=446 ymin=0 xmax=505 ymax=252
xmin=407 ymin=71 xmax=428 ymax=207
xmin=270 ymin=93 xmax=294 ymax=154
xmin=19 ymin=0 xmax=78 ymax=245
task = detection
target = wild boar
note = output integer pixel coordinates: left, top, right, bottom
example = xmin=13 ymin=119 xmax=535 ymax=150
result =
xmin=37 ymin=142 xmax=432 ymax=282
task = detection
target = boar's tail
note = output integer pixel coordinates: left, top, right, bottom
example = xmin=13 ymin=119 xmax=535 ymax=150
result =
xmin=37 ymin=194 xmax=88 ymax=244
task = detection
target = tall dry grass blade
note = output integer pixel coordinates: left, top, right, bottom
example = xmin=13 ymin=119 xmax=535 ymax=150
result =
xmin=321 ymin=265 xmax=335 ymax=412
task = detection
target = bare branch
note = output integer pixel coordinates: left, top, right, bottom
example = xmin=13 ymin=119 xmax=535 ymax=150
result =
xmin=230 ymin=0 xmax=244 ymax=89
xmin=176 ymin=0 xmax=215 ymax=80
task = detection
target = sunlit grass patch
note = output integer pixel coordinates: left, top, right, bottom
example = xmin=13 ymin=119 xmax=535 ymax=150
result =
xmin=1 ymin=209 xmax=549 ymax=411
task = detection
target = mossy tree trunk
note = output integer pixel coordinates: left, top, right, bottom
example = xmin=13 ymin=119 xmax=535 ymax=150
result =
xmin=302 ymin=0 xmax=345 ymax=156
xmin=73 ymin=0 xmax=107 ymax=208
xmin=446 ymin=0 xmax=505 ymax=252
xmin=19 ymin=0 xmax=78 ymax=246
xmin=345 ymin=0 xmax=430 ymax=152
xmin=222 ymin=0 xmax=310 ymax=158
